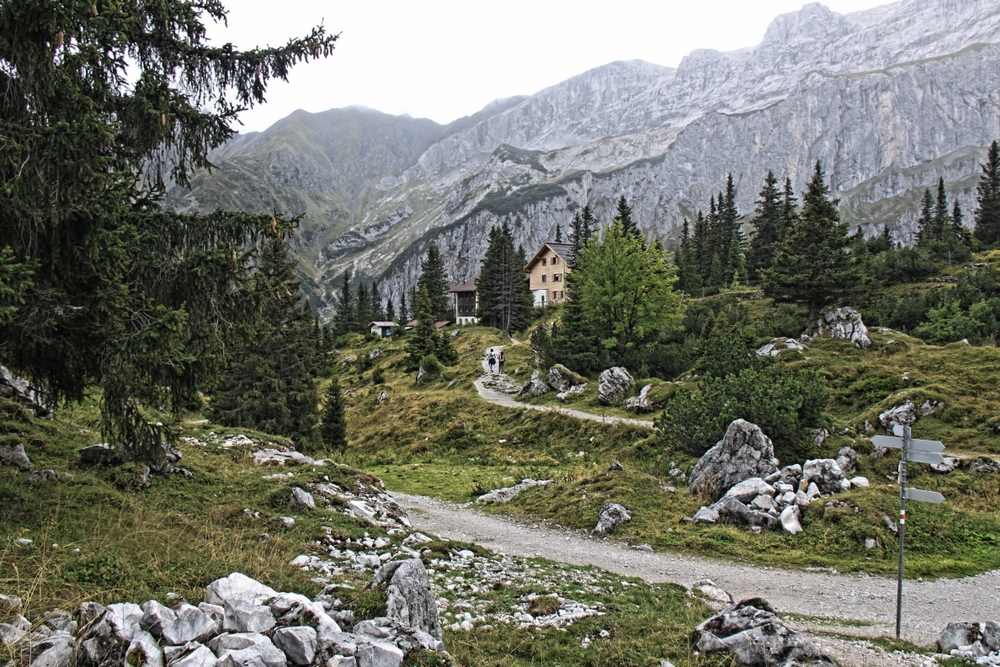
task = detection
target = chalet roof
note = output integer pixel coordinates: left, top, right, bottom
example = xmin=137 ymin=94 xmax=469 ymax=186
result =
xmin=368 ymin=321 xmax=398 ymax=327
xmin=525 ymin=242 xmax=575 ymax=272
xmin=448 ymin=274 xmax=480 ymax=293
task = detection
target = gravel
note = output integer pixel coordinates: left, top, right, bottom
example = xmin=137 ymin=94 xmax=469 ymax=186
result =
xmin=393 ymin=492 xmax=1000 ymax=648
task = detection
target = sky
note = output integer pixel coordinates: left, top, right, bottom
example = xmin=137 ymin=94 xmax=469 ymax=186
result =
xmin=209 ymin=0 xmax=895 ymax=134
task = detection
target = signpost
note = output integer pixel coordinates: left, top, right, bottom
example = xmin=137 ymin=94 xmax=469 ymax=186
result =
xmin=870 ymin=425 xmax=946 ymax=639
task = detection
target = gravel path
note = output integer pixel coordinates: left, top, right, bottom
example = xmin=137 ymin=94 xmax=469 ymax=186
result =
xmin=474 ymin=346 xmax=654 ymax=428
xmin=393 ymin=492 xmax=1000 ymax=647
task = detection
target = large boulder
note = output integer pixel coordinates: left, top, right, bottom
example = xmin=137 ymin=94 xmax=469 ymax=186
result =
xmin=210 ymin=633 xmax=285 ymax=667
xmin=222 ymin=599 xmax=275 ymax=635
xmin=517 ymin=370 xmax=550 ymax=398
xmin=688 ymin=420 xmax=780 ymax=502
xmin=272 ymin=627 xmax=317 ymax=665
xmin=816 ymin=307 xmax=871 ymax=349
xmin=0 ymin=364 xmax=56 ymax=416
xmin=204 ymin=573 xmax=278 ymax=607
xmin=475 ymin=478 xmax=552 ymax=504
xmin=597 ymin=367 xmax=633 ymax=405
xmin=373 ymin=559 xmax=442 ymax=640
xmin=624 ymin=384 xmax=653 ymax=413
xmin=879 ymin=400 xmax=917 ymax=430
xmin=713 ymin=497 xmax=778 ymax=531
xmin=0 ymin=442 xmax=32 ymax=470
xmin=546 ymin=364 xmax=587 ymax=393
xmin=593 ymin=502 xmax=632 ymax=536
xmin=694 ymin=598 xmax=835 ymax=666
xmin=937 ymin=622 xmax=982 ymax=652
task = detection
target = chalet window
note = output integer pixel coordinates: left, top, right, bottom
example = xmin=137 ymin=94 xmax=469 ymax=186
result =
xmin=553 ymin=257 xmax=559 ymax=265
xmin=553 ymin=274 xmax=560 ymax=282
xmin=541 ymin=275 xmax=547 ymax=282
xmin=552 ymin=290 xmax=558 ymax=299
xmin=541 ymin=258 xmax=547 ymax=266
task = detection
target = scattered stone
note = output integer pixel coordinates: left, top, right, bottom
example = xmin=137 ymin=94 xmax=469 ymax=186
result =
xmin=375 ymin=391 xmax=388 ymax=406
xmin=354 ymin=642 xmax=403 ymax=667
xmin=125 ymin=630 xmax=164 ymax=667
xmin=251 ymin=449 xmax=317 ymax=467
xmin=167 ymin=643 xmax=217 ymax=667
xmin=865 ymin=538 xmax=877 ymax=549
xmin=0 ymin=364 xmax=56 ymax=416
xmin=211 ymin=633 xmax=286 ymax=667
xmin=289 ymin=487 xmax=316 ymax=510
xmin=800 ymin=459 xmax=846 ymax=495
xmin=756 ymin=338 xmax=806 ymax=357
xmin=593 ymin=503 xmax=632 ymax=537
xmin=0 ymin=442 xmax=32 ymax=470
xmin=597 ymin=367 xmax=633 ymax=405
xmin=692 ymin=580 xmax=733 ymax=604
xmin=689 ymin=420 xmax=779 ymax=502
xmin=517 ymin=370 xmax=550 ymax=398
xmin=369 ymin=348 xmax=383 ymax=360
xmin=985 ymin=621 xmax=1000 ymax=652
xmin=938 ymin=622 xmax=982 ymax=652
xmin=692 ymin=506 xmax=720 ymax=524
xmin=849 ymin=476 xmax=869 ymax=488
xmin=26 ymin=469 xmax=60 ymax=484
xmin=713 ymin=497 xmax=777 ymax=531
xmin=374 ymin=559 xmax=443 ymax=640
xmin=222 ymin=599 xmax=275 ymax=635
xmin=694 ymin=598 xmax=835 ymax=666
xmin=779 ymin=506 xmax=802 ymax=535
xmin=723 ymin=478 xmax=774 ymax=503
xmin=920 ymin=400 xmax=945 ymax=416
xmin=475 ymin=479 xmax=553 ymax=504
xmin=879 ymin=401 xmax=917 ymax=430
xmin=608 ymin=460 xmax=625 ymax=472
xmin=280 ymin=517 xmax=296 ymax=529
xmin=816 ymin=306 xmax=871 ymax=349
xmin=969 ymin=458 xmax=1000 ymax=474
xmin=415 ymin=367 xmax=427 ymax=385
xmin=809 ymin=428 xmax=829 ymax=448
xmin=930 ymin=457 xmax=961 ymax=473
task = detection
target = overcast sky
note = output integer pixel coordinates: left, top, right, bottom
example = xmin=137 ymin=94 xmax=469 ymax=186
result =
xmin=211 ymin=0 xmax=894 ymax=134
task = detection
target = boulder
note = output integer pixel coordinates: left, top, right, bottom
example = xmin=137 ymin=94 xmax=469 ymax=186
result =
xmin=694 ymin=598 xmax=835 ymax=667
xmin=597 ymin=367 xmax=633 ymax=405
xmin=272 ymin=626 xmax=317 ymax=665
xmin=106 ymin=603 xmax=144 ymax=642
xmin=779 ymin=506 xmax=803 ymax=535
xmin=800 ymin=459 xmax=846 ymax=495
xmin=166 ymin=644 xmax=217 ymax=667
xmin=26 ymin=469 xmax=60 ymax=484
xmin=79 ymin=443 xmax=122 ymax=466
xmin=937 ymin=622 xmax=982 ymax=652
xmin=222 ymin=599 xmax=276 ymax=635
xmin=593 ymin=502 xmax=632 ymax=536
xmin=0 ymin=364 xmax=56 ymax=416
xmin=756 ymin=338 xmax=806 ymax=357
xmin=373 ymin=559 xmax=443 ymax=640
xmin=204 ymin=573 xmax=278 ymax=607
xmin=161 ymin=605 xmax=219 ymax=646
xmin=688 ymin=420 xmax=780 ymax=502
xmin=816 ymin=307 xmax=871 ymax=349
xmin=354 ymin=641 xmax=403 ymax=667
xmin=713 ymin=497 xmax=778 ymax=531
xmin=251 ymin=449 xmax=316 ymax=467
xmin=920 ymin=400 xmax=945 ymax=416
xmin=835 ymin=447 xmax=859 ymax=476
xmin=211 ymin=633 xmax=285 ymax=667
xmin=415 ymin=367 xmax=427 ymax=385
xmin=140 ymin=600 xmax=177 ymax=638
xmin=289 ymin=487 xmax=315 ymax=510
xmin=546 ymin=364 xmax=587 ymax=392
xmin=517 ymin=370 xmax=550 ymax=398
xmin=624 ymin=384 xmax=654 ymax=413
xmin=723 ymin=478 xmax=774 ymax=503
xmin=879 ymin=401 xmax=917 ymax=430
xmin=125 ymin=630 xmax=164 ymax=667
xmin=984 ymin=621 xmax=1000 ymax=652
xmin=849 ymin=476 xmax=869 ymax=488
xmin=20 ymin=634 xmax=75 ymax=667
xmin=930 ymin=457 xmax=961 ymax=473
xmin=692 ymin=580 xmax=733 ymax=604
xmin=0 ymin=442 xmax=32 ymax=470
xmin=369 ymin=348 xmax=383 ymax=360
xmin=969 ymin=458 xmax=1000 ymax=474
xmin=692 ymin=506 xmax=720 ymax=524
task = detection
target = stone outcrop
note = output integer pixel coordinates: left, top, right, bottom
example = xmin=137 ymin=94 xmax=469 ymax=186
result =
xmin=597 ymin=367 xmax=633 ymax=405
xmin=517 ymin=370 xmax=550 ymax=398
xmin=546 ymin=365 xmax=587 ymax=393
xmin=475 ymin=478 xmax=553 ymax=504
xmin=879 ymin=400 xmax=918 ymax=430
xmin=593 ymin=503 xmax=632 ymax=537
xmin=816 ymin=307 xmax=871 ymax=349
xmin=0 ymin=442 xmax=32 ymax=470
xmin=373 ymin=559 xmax=443 ymax=640
xmin=688 ymin=420 xmax=780 ymax=502
xmin=694 ymin=598 xmax=835 ymax=666
xmin=624 ymin=384 xmax=653 ymax=413
xmin=755 ymin=338 xmax=805 ymax=357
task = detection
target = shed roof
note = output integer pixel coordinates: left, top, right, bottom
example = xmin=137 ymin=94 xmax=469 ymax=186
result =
xmin=525 ymin=243 xmax=575 ymax=272
xmin=448 ymin=274 xmax=480 ymax=293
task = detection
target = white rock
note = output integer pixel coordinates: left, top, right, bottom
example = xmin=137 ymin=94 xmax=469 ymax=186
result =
xmin=280 ymin=517 xmax=295 ymax=529
xmin=205 ymin=573 xmax=278 ymax=606
xmin=272 ymin=627 xmax=317 ymax=665
xmin=723 ymin=477 xmax=774 ymax=503
xmin=289 ymin=487 xmax=315 ymax=510
xmin=162 ymin=605 xmax=219 ymax=646
xmin=107 ymin=602 xmax=144 ymax=642
xmin=140 ymin=600 xmax=177 ymax=638
xmin=167 ymin=643 xmax=218 ymax=667
xmin=326 ymin=658 xmax=357 ymax=667
xmin=213 ymin=634 xmax=286 ymax=667
xmin=849 ymin=476 xmax=869 ymax=488
xmin=355 ymin=641 xmax=403 ymax=667
xmin=779 ymin=506 xmax=803 ymax=535
xmin=125 ymin=630 xmax=164 ymax=667
xmin=222 ymin=599 xmax=276 ymax=634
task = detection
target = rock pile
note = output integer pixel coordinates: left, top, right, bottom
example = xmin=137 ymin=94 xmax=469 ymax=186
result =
xmin=694 ymin=598 xmax=835 ymax=666
xmin=688 ymin=420 xmax=780 ymax=502
xmin=517 ymin=370 xmax=550 ymax=398
xmin=755 ymin=338 xmax=806 ymax=357
xmin=0 ymin=570 xmax=447 ymax=667
xmin=514 ymin=364 xmax=589 ymax=400
xmin=597 ymin=367 xmax=633 ymax=405
xmin=816 ymin=306 xmax=871 ymax=349
xmin=937 ymin=620 xmax=1000 ymax=663
xmin=475 ymin=479 xmax=553 ymax=504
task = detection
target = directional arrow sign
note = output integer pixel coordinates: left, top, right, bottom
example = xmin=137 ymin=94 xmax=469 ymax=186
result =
xmin=905 ymin=450 xmax=946 ymax=466
xmin=905 ymin=488 xmax=945 ymax=504
xmin=871 ymin=435 xmax=946 ymax=452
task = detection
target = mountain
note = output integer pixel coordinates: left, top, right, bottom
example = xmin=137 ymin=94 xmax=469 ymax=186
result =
xmin=165 ymin=0 xmax=1000 ymax=317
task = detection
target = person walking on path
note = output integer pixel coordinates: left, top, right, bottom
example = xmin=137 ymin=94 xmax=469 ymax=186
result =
xmin=498 ymin=350 xmax=506 ymax=374
xmin=487 ymin=348 xmax=496 ymax=373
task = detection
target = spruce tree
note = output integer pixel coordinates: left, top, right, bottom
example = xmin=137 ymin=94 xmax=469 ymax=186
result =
xmin=356 ymin=282 xmax=372 ymax=330
xmin=418 ymin=245 xmax=451 ymax=322
xmin=320 ymin=377 xmax=347 ymax=451
xmin=334 ymin=270 xmax=357 ymax=335
xmin=615 ymin=195 xmax=641 ymax=241
xmin=726 ymin=229 xmax=747 ymax=287
xmin=952 ymin=200 xmax=966 ymax=241
xmin=210 ymin=237 xmax=319 ymax=444
xmin=580 ymin=205 xmax=597 ymax=248
xmin=916 ymin=188 xmax=936 ymax=246
xmin=406 ymin=285 xmax=457 ymax=370
xmin=569 ymin=212 xmax=584 ymax=257
xmin=385 ymin=295 xmax=396 ymax=323
xmin=781 ymin=177 xmax=799 ymax=231
xmin=747 ymin=171 xmax=784 ymax=280
xmin=477 ymin=223 xmax=533 ymax=333
xmin=934 ymin=178 xmax=950 ymax=237
xmin=371 ymin=281 xmax=384 ymax=321
xmin=0 ymin=0 xmax=337 ymax=462
xmin=693 ymin=210 xmax=711 ymax=285
xmin=974 ymin=140 xmax=1000 ymax=246
xmin=763 ymin=162 xmax=861 ymax=325
xmin=399 ymin=292 xmax=409 ymax=324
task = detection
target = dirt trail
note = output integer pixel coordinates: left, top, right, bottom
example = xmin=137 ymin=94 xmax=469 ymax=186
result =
xmin=394 ymin=492 xmax=1000 ymax=648
xmin=474 ymin=346 xmax=654 ymax=428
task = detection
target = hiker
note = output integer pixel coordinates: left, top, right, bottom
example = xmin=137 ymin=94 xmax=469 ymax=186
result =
xmin=487 ymin=348 xmax=496 ymax=373
xmin=498 ymin=349 xmax=506 ymax=374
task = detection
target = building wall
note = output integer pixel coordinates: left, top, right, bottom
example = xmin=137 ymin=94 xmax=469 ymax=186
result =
xmin=453 ymin=290 xmax=479 ymax=324
xmin=526 ymin=249 xmax=570 ymax=306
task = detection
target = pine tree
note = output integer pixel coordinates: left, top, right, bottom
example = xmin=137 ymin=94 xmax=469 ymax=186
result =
xmin=934 ymin=178 xmax=950 ymax=238
xmin=399 ymin=292 xmax=409 ymax=324
xmin=580 ymin=205 xmax=597 ymax=249
xmin=726 ymin=229 xmax=747 ymax=287
xmin=763 ymin=162 xmax=862 ymax=324
xmin=334 ymin=270 xmax=357 ymax=335
xmin=974 ymin=140 xmax=1000 ymax=245
xmin=385 ymin=295 xmax=396 ymax=323
xmin=355 ymin=282 xmax=372 ymax=330
xmin=210 ymin=237 xmax=319 ymax=444
xmin=615 ymin=195 xmax=641 ymax=241
xmin=746 ymin=171 xmax=784 ymax=280
xmin=952 ymin=200 xmax=966 ymax=242
xmin=916 ymin=188 xmax=936 ymax=246
xmin=320 ymin=378 xmax=347 ymax=451
xmin=406 ymin=286 xmax=457 ymax=370
xmin=677 ymin=219 xmax=703 ymax=294
xmin=371 ymin=281 xmax=384 ymax=321
xmin=0 ymin=1 xmax=337 ymax=462
xmin=418 ymin=245 xmax=451 ymax=322
xmin=477 ymin=223 xmax=533 ymax=333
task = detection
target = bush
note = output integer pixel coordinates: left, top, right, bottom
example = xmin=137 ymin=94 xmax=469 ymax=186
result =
xmin=419 ymin=354 xmax=441 ymax=372
xmin=372 ymin=367 xmax=386 ymax=385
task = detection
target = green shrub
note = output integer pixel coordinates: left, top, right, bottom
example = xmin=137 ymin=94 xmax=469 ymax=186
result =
xmin=419 ymin=354 xmax=441 ymax=372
